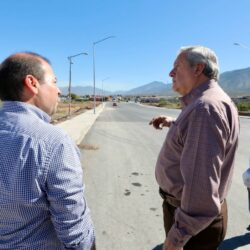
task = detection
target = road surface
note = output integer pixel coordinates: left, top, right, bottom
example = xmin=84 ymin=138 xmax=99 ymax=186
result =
xmin=80 ymin=102 xmax=250 ymax=250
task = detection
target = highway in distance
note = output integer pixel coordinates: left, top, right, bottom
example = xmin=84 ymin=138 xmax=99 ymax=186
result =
xmin=80 ymin=102 xmax=250 ymax=250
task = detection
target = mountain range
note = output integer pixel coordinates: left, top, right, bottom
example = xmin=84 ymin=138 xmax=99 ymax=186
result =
xmin=219 ymin=67 xmax=250 ymax=96
xmin=60 ymin=67 xmax=250 ymax=97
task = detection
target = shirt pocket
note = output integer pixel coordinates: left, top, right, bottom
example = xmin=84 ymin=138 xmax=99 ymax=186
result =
xmin=166 ymin=122 xmax=181 ymax=148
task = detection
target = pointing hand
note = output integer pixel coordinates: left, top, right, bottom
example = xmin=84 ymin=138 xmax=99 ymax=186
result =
xmin=149 ymin=115 xmax=175 ymax=129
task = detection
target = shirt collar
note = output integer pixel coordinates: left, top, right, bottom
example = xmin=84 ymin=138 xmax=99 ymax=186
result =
xmin=2 ymin=101 xmax=51 ymax=123
xmin=180 ymin=79 xmax=218 ymax=107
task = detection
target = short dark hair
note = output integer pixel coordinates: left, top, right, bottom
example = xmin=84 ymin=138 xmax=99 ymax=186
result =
xmin=0 ymin=52 xmax=50 ymax=101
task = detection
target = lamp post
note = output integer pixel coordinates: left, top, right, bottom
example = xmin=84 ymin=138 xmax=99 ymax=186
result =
xmin=101 ymin=77 xmax=110 ymax=106
xmin=93 ymin=36 xmax=115 ymax=114
xmin=234 ymin=42 xmax=250 ymax=51
xmin=68 ymin=52 xmax=88 ymax=116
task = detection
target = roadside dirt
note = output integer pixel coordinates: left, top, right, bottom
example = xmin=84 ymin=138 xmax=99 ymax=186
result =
xmin=51 ymin=101 xmax=100 ymax=124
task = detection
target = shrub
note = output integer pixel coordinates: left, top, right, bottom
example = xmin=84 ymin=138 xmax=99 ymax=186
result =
xmin=236 ymin=102 xmax=250 ymax=112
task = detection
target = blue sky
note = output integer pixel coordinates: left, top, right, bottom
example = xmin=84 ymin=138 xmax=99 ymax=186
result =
xmin=0 ymin=0 xmax=250 ymax=91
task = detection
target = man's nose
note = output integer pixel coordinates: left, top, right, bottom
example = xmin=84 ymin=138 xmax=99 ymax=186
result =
xmin=57 ymin=87 xmax=61 ymax=96
xmin=169 ymin=69 xmax=175 ymax=77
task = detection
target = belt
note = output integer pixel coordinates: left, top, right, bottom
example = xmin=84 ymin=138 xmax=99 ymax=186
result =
xmin=159 ymin=188 xmax=225 ymax=208
xmin=159 ymin=188 xmax=181 ymax=207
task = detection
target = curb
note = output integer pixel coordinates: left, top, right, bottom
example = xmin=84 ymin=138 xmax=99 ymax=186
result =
xmin=56 ymin=104 xmax=105 ymax=144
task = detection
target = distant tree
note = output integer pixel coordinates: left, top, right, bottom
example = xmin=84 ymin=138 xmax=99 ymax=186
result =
xmin=70 ymin=93 xmax=78 ymax=100
xmin=236 ymin=102 xmax=250 ymax=111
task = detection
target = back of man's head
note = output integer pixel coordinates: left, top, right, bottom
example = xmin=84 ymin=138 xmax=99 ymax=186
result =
xmin=0 ymin=52 xmax=50 ymax=101
xmin=179 ymin=45 xmax=220 ymax=81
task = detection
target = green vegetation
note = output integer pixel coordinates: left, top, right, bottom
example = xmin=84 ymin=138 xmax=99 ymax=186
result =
xmin=70 ymin=93 xmax=79 ymax=100
xmin=235 ymin=102 xmax=250 ymax=112
xmin=157 ymin=98 xmax=181 ymax=109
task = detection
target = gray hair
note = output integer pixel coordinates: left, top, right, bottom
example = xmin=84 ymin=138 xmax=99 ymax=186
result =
xmin=179 ymin=46 xmax=220 ymax=80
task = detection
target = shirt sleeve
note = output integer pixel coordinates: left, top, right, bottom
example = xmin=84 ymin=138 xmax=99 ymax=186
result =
xmin=45 ymin=135 xmax=95 ymax=250
xmin=167 ymin=105 xmax=229 ymax=247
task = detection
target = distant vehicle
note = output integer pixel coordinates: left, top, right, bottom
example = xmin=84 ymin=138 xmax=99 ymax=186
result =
xmin=113 ymin=102 xmax=117 ymax=107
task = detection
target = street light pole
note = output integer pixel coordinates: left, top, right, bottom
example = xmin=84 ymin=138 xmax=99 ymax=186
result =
xmin=92 ymin=44 xmax=96 ymax=114
xmin=234 ymin=42 xmax=250 ymax=51
xmin=68 ymin=57 xmax=73 ymax=116
xmin=67 ymin=52 xmax=88 ymax=116
xmin=93 ymin=35 xmax=115 ymax=114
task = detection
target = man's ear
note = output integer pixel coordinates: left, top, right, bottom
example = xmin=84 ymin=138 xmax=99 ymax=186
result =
xmin=194 ymin=63 xmax=205 ymax=76
xmin=23 ymin=75 xmax=39 ymax=95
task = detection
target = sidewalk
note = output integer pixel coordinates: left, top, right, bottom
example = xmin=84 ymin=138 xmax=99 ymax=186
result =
xmin=56 ymin=104 xmax=105 ymax=145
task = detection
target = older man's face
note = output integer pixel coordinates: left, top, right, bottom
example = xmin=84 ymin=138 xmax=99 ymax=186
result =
xmin=169 ymin=53 xmax=197 ymax=96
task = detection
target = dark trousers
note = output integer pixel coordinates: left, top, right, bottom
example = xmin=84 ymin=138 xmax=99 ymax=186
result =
xmin=162 ymin=199 xmax=228 ymax=250
xmin=248 ymin=188 xmax=250 ymax=212
xmin=91 ymin=242 xmax=96 ymax=250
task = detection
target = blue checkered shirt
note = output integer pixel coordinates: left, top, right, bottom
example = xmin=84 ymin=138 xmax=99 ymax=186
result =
xmin=0 ymin=101 xmax=95 ymax=250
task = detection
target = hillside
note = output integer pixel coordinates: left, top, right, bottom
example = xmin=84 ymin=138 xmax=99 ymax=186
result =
xmin=60 ymin=67 xmax=250 ymax=97
xmin=219 ymin=67 xmax=250 ymax=96
xmin=123 ymin=81 xmax=176 ymax=96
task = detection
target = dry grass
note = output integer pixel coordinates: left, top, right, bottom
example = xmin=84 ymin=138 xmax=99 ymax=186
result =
xmin=51 ymin=101 xmax=100 ymax=124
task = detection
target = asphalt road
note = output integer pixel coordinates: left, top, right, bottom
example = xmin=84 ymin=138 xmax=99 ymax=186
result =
xmin=80 ymin=102 xmax=250 ymax=250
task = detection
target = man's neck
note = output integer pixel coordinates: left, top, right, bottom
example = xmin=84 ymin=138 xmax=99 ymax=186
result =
xmin=192 ymin=75 xmax=210 ymax=92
